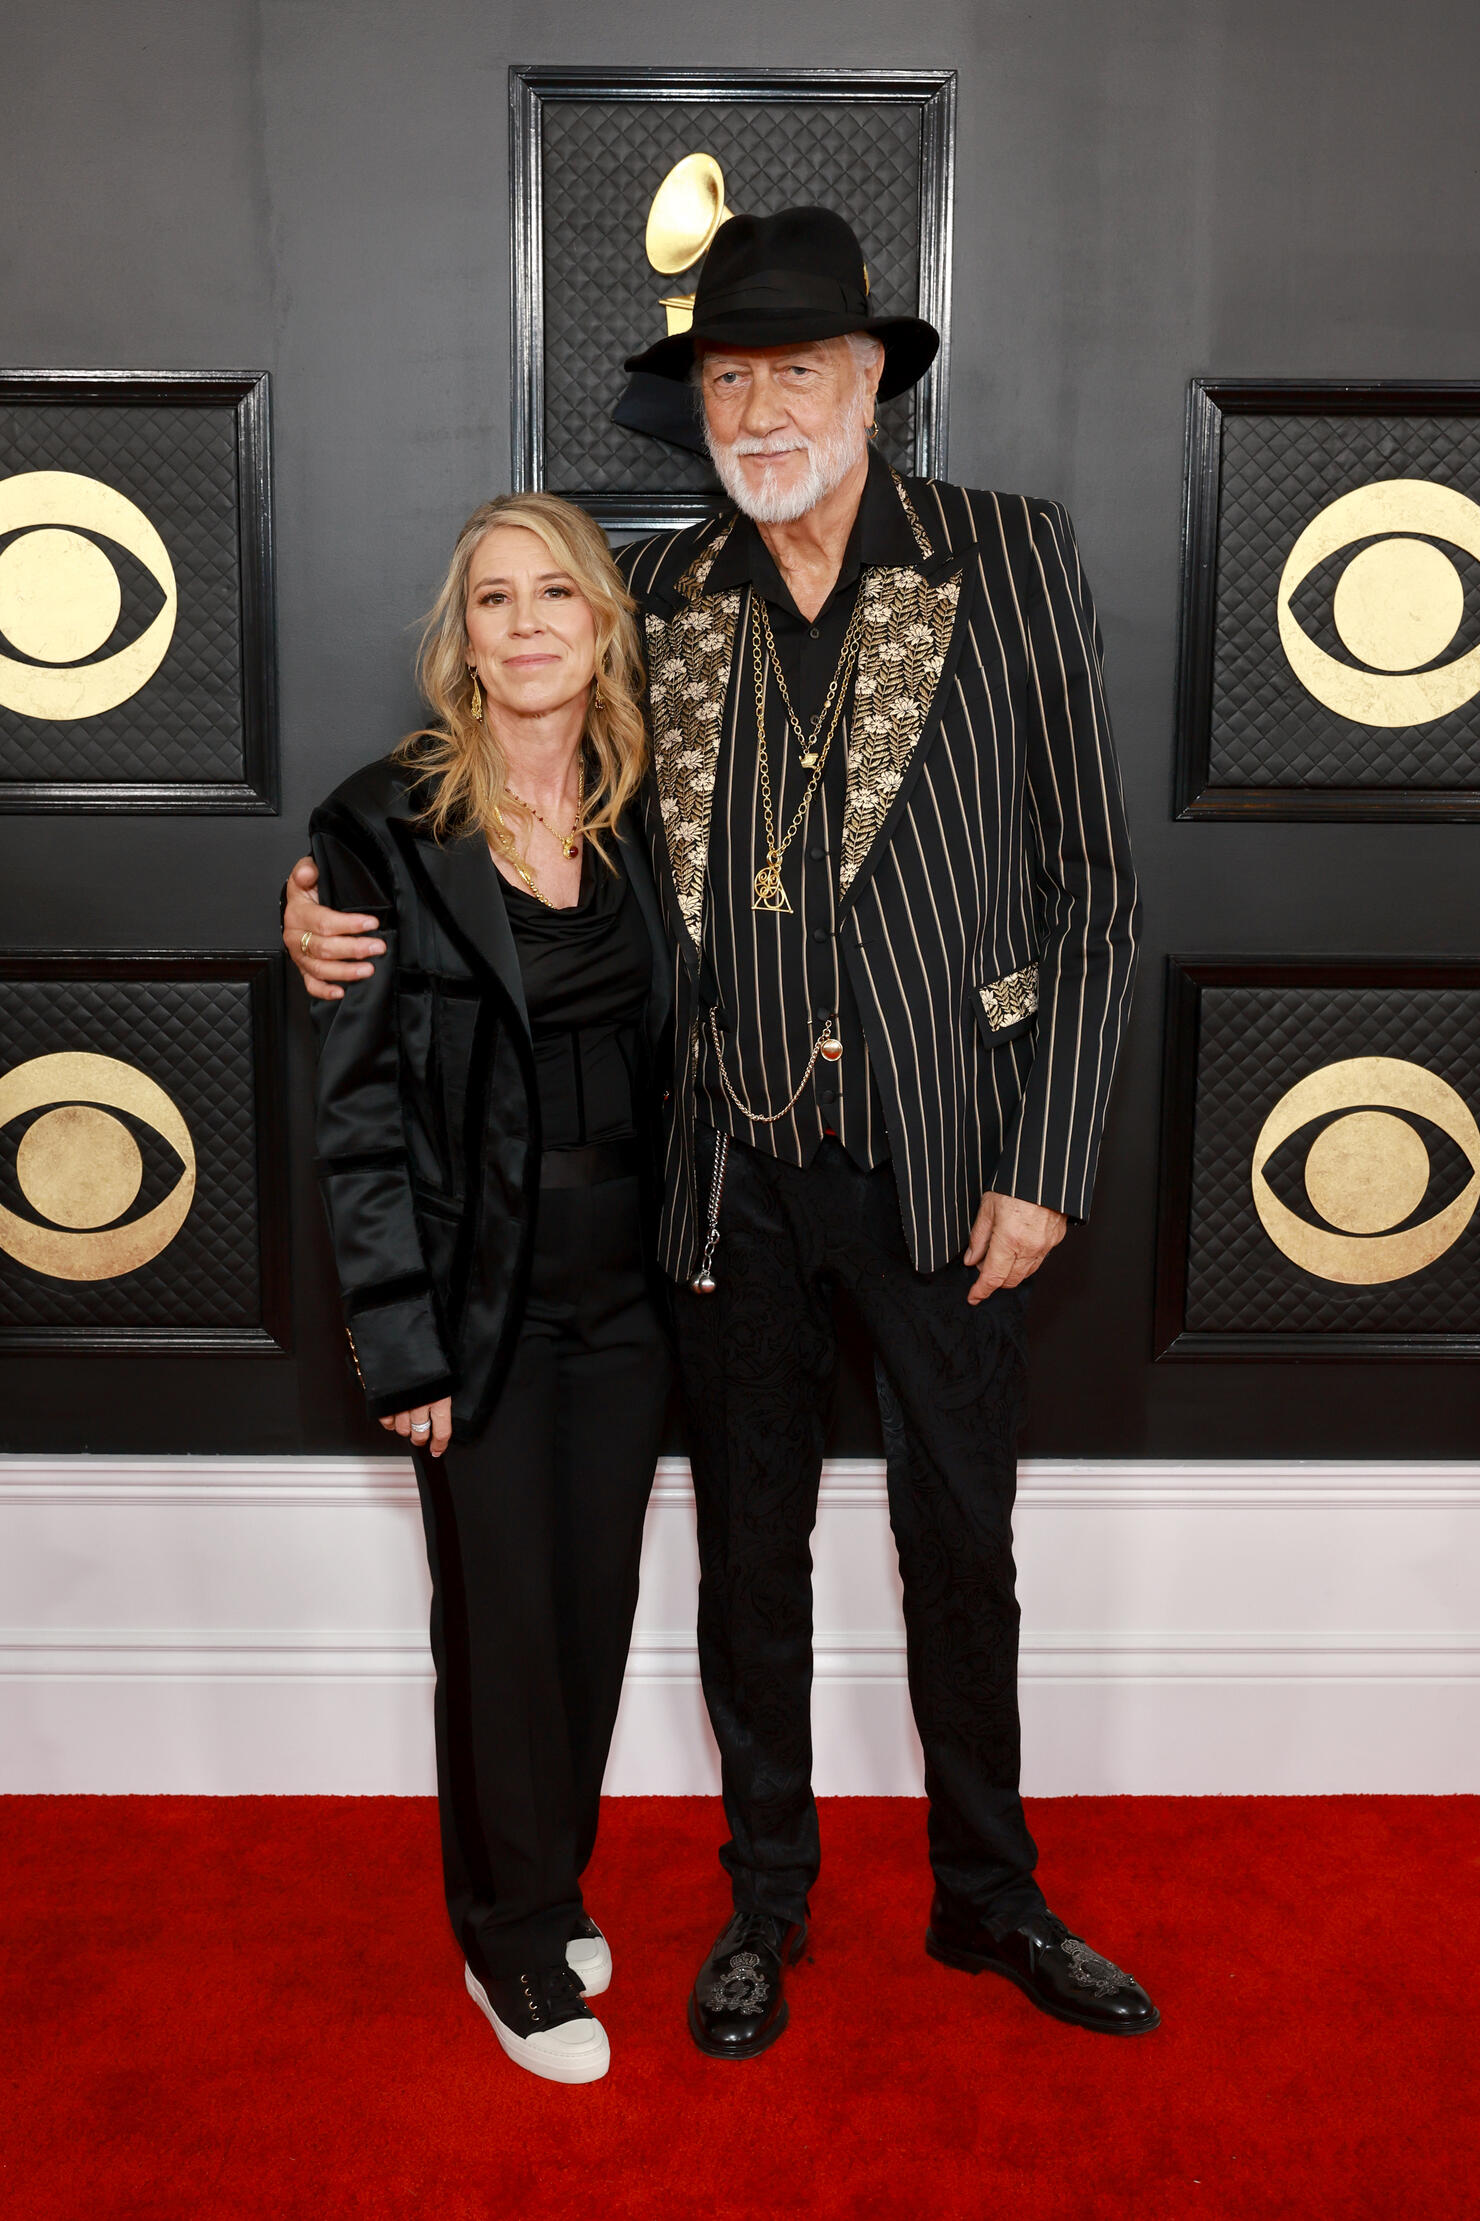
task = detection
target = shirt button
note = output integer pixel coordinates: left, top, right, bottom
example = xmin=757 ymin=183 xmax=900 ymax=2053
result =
xmin=809 ymin=625 xmax=820 ymax=639
xmin=808 ymin=845 xmax=825 ymax=860
xmin=822 ymin=1087 xmax=838 ymax=1103
xmin=812 ymin=927 xmax=829 ymax=941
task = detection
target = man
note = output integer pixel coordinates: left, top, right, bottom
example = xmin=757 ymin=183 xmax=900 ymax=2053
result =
xmin=285 ymin=207 xmax=1154 ymax=2052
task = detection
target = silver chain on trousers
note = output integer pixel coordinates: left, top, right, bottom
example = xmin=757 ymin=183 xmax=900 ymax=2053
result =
xmin=690 ymin=1131 xmax=730 ymax=1295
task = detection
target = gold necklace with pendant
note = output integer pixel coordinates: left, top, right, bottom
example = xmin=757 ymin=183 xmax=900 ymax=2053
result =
xmin=493 ymin=761 xmax=585 ymax=908
xmin=507 ymin=759 xmax=585 ymax=860
xmin=750 ymin=597 xmax=865 ymax=913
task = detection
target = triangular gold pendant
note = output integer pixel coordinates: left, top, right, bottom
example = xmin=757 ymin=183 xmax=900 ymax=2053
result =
xmin=752 ymin=862 xmax=792 ymax=913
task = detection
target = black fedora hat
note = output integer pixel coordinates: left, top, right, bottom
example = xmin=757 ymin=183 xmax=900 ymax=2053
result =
xmin=623 ymin=205 xmax=939 ymax=403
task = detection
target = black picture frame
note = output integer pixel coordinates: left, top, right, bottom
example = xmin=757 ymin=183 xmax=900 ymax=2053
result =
xmin=1153 ymin=955 xmax=1480 ymax=1361
xmin=0 ymin=951 xmax=290 ymax=1355
xmin=509 ymin=66 xmax=956 ymax=536
xmin=1174 ymin=378 xmax=1480 ymax=821
xmin=0 ymin=369 xmax=277 ymax=813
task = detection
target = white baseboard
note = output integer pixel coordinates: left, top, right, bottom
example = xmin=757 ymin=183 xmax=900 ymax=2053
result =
xmin=3 ymin=1454 xmax=1478 ymax=1795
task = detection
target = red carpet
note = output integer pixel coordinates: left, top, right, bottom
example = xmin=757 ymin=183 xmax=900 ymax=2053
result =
xmin=2 ymin=1795 xmax=1475 ymax=2220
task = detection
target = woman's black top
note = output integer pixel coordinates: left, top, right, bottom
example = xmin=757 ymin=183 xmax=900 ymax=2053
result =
xmin=498 ymin=842 xmax=651 ymax=1150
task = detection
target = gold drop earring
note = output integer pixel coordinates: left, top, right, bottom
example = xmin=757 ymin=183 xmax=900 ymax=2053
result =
xmin=469 ymin=668 xmax=483 ymax=721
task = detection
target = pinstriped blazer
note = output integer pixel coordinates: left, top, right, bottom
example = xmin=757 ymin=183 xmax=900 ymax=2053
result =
xmin=617 ymin=471 xmax=1140 ymax=1278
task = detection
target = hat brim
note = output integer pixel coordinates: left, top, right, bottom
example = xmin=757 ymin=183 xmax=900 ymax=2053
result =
xmin=624 ymin=310 xmax=940 ymax=404
xmin=611 ymin=369 xmax=711 ymax=457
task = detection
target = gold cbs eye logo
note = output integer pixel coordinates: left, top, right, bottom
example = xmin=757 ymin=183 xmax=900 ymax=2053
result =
xmin=1277 ymin=479 xmax=1480 ymax=726
xmin=1251 ymin=1056 xmax=1480 ymax=1285
xmin=0 ymin=1053 xmax=196 ymax=1281
xmin=0 ymin=470 xmax=178 ymax=720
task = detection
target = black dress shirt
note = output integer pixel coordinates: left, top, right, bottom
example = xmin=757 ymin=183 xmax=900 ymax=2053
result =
xmin=500 ymin=845 xmax=651 ymax=1149
xmin=696 ymin=448 xmax=921 ymax=1168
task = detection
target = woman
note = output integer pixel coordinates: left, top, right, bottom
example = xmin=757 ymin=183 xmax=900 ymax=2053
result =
xmin=309 ymin=492 xmax=672 ymax=2085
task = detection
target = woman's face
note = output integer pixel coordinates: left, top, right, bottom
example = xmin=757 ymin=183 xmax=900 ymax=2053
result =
xmin=464 ymin=524 xmax=598 ymax=724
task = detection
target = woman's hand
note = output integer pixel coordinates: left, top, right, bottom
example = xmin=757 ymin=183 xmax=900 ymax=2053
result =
xmin=380 ymin=1397 xmax=453 ymax=1457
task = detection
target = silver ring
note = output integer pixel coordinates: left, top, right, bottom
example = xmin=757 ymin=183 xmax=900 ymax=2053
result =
xmin=410 ymin=1421 xmax=431 ymax=1437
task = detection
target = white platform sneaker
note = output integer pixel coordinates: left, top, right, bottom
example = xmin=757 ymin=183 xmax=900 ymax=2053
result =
xmin=465 ymin=1961 xmax=610 ymax=2084
xmin=565 ymin=1915 xmax=612 ymax=1998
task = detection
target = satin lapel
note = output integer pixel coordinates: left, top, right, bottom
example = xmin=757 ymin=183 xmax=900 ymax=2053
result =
xmin=616 ymin=816 xmax=674 ymax=1050
xmin=644 ymin=522 xmax=742 ymax=959
xmin=390 ymin=820 xmax=529 ymax=1032
xmin=838 ymin=556 xmax=968 ymax=909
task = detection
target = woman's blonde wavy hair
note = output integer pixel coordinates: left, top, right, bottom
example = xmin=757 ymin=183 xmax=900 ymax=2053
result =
xmin=394 ymin=491 xmax=647 ymax=864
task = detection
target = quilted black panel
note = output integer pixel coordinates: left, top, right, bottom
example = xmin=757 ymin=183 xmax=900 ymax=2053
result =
xmin=0 ymin=402 xmax=245 ymax=786
xmin=0 ymin=978 xmax=261 ymax=1331
xmin=1208 ymin=411 xmax=1480 ymax=789
xmin=1184 ymin=982 xmax=1480 ymax=1336
xmin=539 ymin=98 xmax=923 ymax=494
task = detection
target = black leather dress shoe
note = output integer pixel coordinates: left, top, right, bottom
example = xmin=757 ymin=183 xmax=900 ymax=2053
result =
xmin=926 ymin=1899 xmax=1160 ymax=2035
xmin=687 ymin=1908 xmax=808 ymax=2060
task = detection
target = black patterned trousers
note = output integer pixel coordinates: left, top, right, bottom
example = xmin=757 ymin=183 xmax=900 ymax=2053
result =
xmin=675 ymin=1136 xmax=1047 ymax=1934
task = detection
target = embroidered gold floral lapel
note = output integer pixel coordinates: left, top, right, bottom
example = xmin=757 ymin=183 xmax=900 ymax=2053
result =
xmin=644 ymin=521 xmax=741 ymax=950
xmin=839 ymin=477 xmax=962 ymax=901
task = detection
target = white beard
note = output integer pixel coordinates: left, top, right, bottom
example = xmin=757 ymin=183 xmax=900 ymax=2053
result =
xmin=704 ymin=401 xmax=871 ymax=524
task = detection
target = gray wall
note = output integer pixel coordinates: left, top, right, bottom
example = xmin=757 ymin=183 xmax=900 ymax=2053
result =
xmin=4 ymin=0 xmax=1478 ymax=1455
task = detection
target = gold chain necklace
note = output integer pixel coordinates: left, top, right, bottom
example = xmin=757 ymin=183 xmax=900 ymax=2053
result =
xmin=750 ymin=596 xmax=866 ymax=913
xmin=757 ymin=597 xmax=862 ymax=770
xmin=507 ymin=759 xmax=584 ymax=861
xmin=493 ymin=761 xmax=584 ymax=909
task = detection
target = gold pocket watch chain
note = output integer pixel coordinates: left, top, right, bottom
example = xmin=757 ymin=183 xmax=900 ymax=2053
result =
xmin=707 ymin=1006 xmax=843 ymax=1125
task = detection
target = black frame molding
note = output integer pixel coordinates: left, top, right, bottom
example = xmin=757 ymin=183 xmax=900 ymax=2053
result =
xmin=0 ymin=368 xmax=278 ymax=814
xmin=0 ymin=951 xmax=291 ymax=1356
xmin=1174 ymin=377 xmax=1480 ymax=822
xmin=509 ymin=66 xmax=956 ymax=536
xmin=1153 ymin=954 xmax=1480 ymax=1362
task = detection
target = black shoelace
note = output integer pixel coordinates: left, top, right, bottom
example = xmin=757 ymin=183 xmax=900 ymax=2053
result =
xmin=513 ymin=1962 xmax=589 ymax=2029
xmin=719 ymin=1909 xmax=787 ymax=1959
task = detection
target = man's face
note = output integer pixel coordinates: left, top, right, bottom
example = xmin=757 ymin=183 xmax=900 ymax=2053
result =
xmin=697 ymin=337 xmax=882 ymax=524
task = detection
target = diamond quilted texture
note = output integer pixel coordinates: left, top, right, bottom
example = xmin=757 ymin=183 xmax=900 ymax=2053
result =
xmin=0 ymin=979 xmax=261 ymax=1331
xmin=0 ymin=403 xmax=245 ymax=786
xmin=1184 ymin=984 xmax=1480 ymax=1336
xmin=538 ymin=98 xmax=923 ymax=495
xmin=1207 ymin=411 xmax=1480 ymax=789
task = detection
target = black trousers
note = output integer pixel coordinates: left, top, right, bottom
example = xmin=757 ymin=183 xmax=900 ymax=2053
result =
xmin=675 ymin=1137 xmax=1047 ymax=1935
xmin=412 ymin=1175 xmax=670 ymax=1981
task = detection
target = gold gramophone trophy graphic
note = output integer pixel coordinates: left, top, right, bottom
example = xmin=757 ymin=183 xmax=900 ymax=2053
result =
xmin=609 ymin=153 xmax=737 ymax=457
xmin=644 ymin=153 xmax=736 ymax=335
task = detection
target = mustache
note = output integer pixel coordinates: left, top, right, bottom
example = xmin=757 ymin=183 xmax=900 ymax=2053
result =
xmin=719 ymin=435 xmax=812 ymax=458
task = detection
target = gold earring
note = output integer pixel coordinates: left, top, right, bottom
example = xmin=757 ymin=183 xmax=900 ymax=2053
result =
xmin=469 ymin=670 xmax=483 ymax=722
xmin=866 ymin=418 xmax=880 ymax=441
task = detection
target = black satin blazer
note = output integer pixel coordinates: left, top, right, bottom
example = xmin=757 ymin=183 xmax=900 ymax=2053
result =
xmin=309 ymin=755 xmax=673 ymax=1443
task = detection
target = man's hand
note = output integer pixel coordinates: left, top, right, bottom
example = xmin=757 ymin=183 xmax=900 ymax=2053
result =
xmin=380 ymin=1396 xmax=453 ymax=1459
xmin=282 ymin=857 xmax=385 ymax=1001
xmin=963 ymin=1191 xmax=1067 ymax=1304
